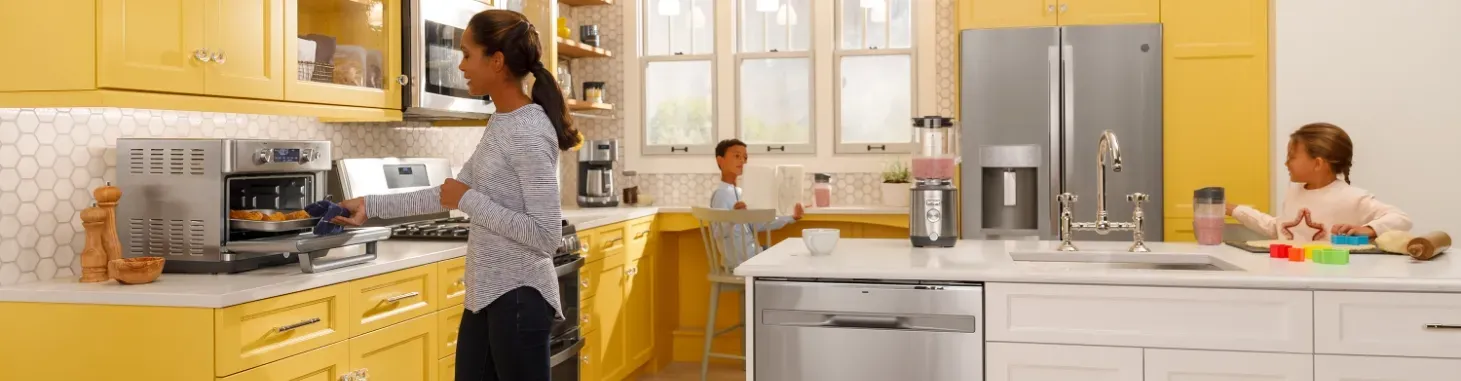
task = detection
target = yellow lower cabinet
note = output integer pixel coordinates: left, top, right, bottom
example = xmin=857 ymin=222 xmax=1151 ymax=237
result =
xmin=215 ymin=283 xmax=352 ymax=377
xmin=440 ymin=305 xmax=464 ymax=356
xmin=438 ymin=257 xmax=468 ymax=307
xmin=349 ymin=265 xmax=438 ymax=335
xmin=582 ymin=326 xmax=601 ymax=381
xmin=594 ymin=256 xmax=628 ymax=380
xmin=625 ymin=256 xmax=655 ymax=367
xmin=441 ymin=354 xmax=457 ymax=381
xmin=349 ymin=311 xmax=440 ymax=381
xmin=219 ymin=341 xmax=351 ymax=381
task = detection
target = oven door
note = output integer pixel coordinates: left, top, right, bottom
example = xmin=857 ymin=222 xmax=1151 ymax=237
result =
xmin=405 ymin=0 xmax=495 ymax=119
xmin=553 ymin=254 xmax=584 ymax=338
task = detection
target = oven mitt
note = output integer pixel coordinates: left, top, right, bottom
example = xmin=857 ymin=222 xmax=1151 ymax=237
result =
xmin=304 ymin=200 xmax=349 ymax=236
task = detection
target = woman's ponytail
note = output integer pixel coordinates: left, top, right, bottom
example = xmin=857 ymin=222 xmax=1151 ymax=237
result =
xmin=529 ymin=64 xmax=579 ymax=151
xmin=468 ymin=9 xmax=581 ymax=151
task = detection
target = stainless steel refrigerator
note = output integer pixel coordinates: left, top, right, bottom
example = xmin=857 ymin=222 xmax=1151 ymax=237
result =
xmin=958 ymin=24 xmax=1163 ymax=242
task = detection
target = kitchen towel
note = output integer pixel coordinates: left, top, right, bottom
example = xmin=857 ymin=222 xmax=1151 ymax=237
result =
xmin=304 ymin=200 xmax=350 ymax=236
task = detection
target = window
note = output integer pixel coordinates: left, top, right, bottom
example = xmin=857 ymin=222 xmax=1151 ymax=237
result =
xmin=736 ymin=0 xmax=813 ymax=154
xmin=642 ymin=0 xmax=716 ymax=154
xmin=835 ymin=0 xmax=915 ymax=153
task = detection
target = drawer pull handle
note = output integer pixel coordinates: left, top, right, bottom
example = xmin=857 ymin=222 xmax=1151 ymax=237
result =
xmin=276 ymin=317 xmax=322 ymax=333
xmin=385 ymin=291 xmax=421 ymax=303
xmin=581 ymin=279 xmax=590 ymax=288
xmin=607 ymin=238 xmax=624 ymax=246
xmin=635 ymin=231 xmax=649 ymax=239
xmin=455 ymin=278 xmax=465 ymax=286
xmin=1425 ymin=324 xmax=1461 ymax=329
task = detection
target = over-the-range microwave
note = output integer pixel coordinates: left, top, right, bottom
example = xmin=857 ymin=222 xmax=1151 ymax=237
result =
xmin=403 ymin=0 xmax=522 ymax=120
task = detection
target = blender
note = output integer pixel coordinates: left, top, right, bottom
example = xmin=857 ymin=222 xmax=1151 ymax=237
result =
xmin=910 ymin=115 xmax=960 ymax=247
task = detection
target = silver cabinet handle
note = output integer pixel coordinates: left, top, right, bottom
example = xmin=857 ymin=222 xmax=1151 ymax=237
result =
xmin=1059 ymin=3 xmax=1067 ymax=12
xmin=193 ymin=49 xmax=212 ymax=62
xmin=581 ymin=279 xmax=589 ymax=288
xmin=276 ymin=317 xmax=322 ymax=333
xmin=211 ymin=50 xmax=226 ymax=64
xmin=397 ymin=75 xmax=410 ymax=86
xmin=1425 ymin=324 xmax=1461 ymax=329
xmin=1046 ymin=4 xmax=1055 ymax=12
xmin=385 ymin=291 xmax=420 ymax=303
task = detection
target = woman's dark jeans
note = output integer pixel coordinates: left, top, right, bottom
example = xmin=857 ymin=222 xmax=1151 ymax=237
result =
xmin=455 ymin=286 xmax=554 ymax=381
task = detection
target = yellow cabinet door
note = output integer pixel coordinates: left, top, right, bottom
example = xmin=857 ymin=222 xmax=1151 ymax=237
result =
xmin=349 ymin=312 xmax=440 ymax=381
xmin=581 ymin=325 xmax=601 ymax=381
xmin=215 ymin=283 xmax=352 ymax=377
xmin=437 ymin=257 xmax=468 ymax=307
xmin=347 ymin=265 xmax=437 ymax=335
xmin=439 ymin=306 xmax=464 ymax=357
xmin=593 ymin=260 xmax=627 ymax=380
xmin=1161 ymin=0 xmax=1270 ymax=231
xmin=958 ymin=0 xmax=1058 ymax=29
xmin=204 ymin=0 xmax=285 ymax=100
xmin=219 ymin=341 xmax=351 ymax=381
xmin=440 ymin=354 xmax=456 ymax=381
xmin=625 ymin=256 xmax=654 ymax=367
xmin=1058 ymin=0 xmax=1160 ymax=25
xmin=283 ymin=0 xmax=403 ymax=108
xmin=98 ymin=0 xmax=207 ymax=94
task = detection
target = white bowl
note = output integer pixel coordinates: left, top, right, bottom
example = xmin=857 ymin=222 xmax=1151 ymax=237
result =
xmin=802 ymin=229 xmax=841 ymax=256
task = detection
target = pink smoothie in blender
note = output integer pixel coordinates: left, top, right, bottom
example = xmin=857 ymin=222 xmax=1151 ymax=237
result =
xmin=1193 ymin=187 xmax=1226 ymax=245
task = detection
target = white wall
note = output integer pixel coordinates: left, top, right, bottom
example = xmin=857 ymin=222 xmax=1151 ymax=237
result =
xmin=1275 ymin=0 xmax=1461 ymax=235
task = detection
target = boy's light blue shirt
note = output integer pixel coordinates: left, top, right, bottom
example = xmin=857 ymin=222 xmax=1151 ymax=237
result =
xmin=708 ymin=181 xmax=794 ymax=259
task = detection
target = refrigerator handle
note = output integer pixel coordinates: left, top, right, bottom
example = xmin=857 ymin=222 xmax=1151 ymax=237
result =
xmin=1047 ymin=43 xmax=1062 ymax=235
xmin=1061 ymin=42 xmax=1075 ymax=193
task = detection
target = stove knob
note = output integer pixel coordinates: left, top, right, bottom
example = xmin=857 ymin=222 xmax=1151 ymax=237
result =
xmin=255 ymin=150 xmax=272 ymax=165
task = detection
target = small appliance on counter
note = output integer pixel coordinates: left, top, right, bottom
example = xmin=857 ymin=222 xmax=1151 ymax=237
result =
xmin=577 ymin=139 xmax=620 ymax=207
xmin=115 ymin=138 xmax=391 ymax=274
xmin=403 ymin=0 xmax=496 ymax=120
xmin=910 ymin=116 xmax=960 ymax=247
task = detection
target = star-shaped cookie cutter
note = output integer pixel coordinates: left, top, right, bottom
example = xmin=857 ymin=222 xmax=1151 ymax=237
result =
xmin=1280 ymin=208 xmax=1327 ymax=241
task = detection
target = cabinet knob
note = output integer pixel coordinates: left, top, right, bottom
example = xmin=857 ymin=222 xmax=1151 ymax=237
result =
xmin=1047 ymin=4 xmax=1055 ymax=12
xmin=1059 ymin=3 xmax=1068 ymax=12
xmin=211 ymin=50 xmax=226 ymax=64
xmin=357 ymin=368 xmax=369 ymax=381
xmin=193 ymin=49 xmax=212 ymax=62
xmin=339 ymin=374 xmax=353 ymax=381
xmin=581 ymin=279 xmax=589 ymax=288
xmin=397 ymin=75 xmax=410 ymax=86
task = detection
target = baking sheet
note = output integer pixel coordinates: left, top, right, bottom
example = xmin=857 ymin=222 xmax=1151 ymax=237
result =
xmin=230 ymin=209 xmax=317 ymax=232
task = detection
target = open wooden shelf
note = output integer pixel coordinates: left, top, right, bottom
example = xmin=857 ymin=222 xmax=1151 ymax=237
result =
xmin=566 ymin=99 xmax=613 ymax=111
xmin=559 ymin=0 xmax=613 ymax=6
xmin=557 ymin=37 xmax=613 ymax=59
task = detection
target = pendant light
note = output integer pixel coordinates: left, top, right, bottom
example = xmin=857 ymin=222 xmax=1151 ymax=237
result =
xmin=775 ymin=3 xmax=797 ymax=26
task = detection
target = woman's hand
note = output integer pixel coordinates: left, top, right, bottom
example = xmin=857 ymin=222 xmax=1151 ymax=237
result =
xmin=441 ymin=178 xmax=472 ymax=210
xmin=1332 ymin=224 xmax=1377 ymax=238
xmin=333 ymin=197 xmax=368 ymax=226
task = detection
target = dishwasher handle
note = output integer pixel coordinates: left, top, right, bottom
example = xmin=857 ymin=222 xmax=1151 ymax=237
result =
xmin=763 ymin=309 xmax=977 ymax=333
xmin=827 ymin=314 xmax=907 ymax=330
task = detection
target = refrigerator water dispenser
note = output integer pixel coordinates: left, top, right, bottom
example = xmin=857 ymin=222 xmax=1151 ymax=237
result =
xmin=979 ymin=145 xmax=1041 ymax=235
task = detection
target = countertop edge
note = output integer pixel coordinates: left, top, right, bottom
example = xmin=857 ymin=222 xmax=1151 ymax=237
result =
xmin=736 ymin=266 xmax=1461 ymax=293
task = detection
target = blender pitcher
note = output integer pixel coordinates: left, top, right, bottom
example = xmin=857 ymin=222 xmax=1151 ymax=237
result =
xmin=1193 ymin=187 xmax=1225 ymax=245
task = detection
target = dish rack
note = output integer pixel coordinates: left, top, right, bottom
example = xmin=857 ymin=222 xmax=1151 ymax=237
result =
xmin=297 ymin=61 xmax=335 ymax=83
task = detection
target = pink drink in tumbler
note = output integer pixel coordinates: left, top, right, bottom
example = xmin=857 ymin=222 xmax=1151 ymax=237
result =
xmin=1193 ymin=187 xmax=1226 ymax=245
xmin=1194 ymin=216 xmax=1225 ymax=245
xmin=913 ymin=157 xmax=956 ymax=180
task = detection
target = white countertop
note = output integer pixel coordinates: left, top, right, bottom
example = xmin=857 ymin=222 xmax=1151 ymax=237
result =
xmin=0 ymin=240 xmax=467 ymax=308
xmin=563 ymin=205 xmax=906 ymax=230
xmin=736 ymin=238 xmax=1461 ymax=292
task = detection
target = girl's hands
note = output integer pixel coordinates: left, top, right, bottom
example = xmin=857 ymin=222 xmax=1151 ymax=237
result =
xmin=1225 ymin=203 xmax=1238 ymax=216
xmin=1332 ymin=224 xmax=1377 ymax=238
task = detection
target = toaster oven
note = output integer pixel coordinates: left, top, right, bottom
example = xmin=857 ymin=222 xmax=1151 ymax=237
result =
xmin=115 ymin=138 xmax=390 ymax=274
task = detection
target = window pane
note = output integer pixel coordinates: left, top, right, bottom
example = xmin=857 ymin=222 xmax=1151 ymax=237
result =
xmin=839 ymin=54 xmax=911 ymax=144
xmin=645 ymin=0 xmax=713 ymax=56
xmin=889 ymin=0 xmax=911 ymax=49
xmin=646 ymin=60 xmax=715 ymax=146
xmin=740 ymin=58 xmax=811 ymax=145
xmin=839 ymin=0 xmax=863 ymax=50
xmin=865 ymin=3 xmax=887 ymax=49
xmin=739 ymin=0 xmax=765 ymax=53
xmin=788 ymin=0 xmax=810 ymax=51
xmin=739 ymin=0 xmax=810 ymax=53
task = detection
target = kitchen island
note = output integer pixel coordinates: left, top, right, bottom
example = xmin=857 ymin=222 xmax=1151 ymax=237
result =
xmin=737 ymin=238 xmax=1461 ymax=381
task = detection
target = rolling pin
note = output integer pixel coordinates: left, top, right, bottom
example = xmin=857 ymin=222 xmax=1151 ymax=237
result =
xmin=1406 ymin=231 xmax=1452 ymax=261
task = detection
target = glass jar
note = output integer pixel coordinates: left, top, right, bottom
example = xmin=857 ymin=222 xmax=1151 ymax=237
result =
xmin=583 ymin=81 xmax=605 ymax=103
xmin=812 ymin=173 xmax=833 ymax=208
xmin=911 ymin=116 xmax=959 ymax=183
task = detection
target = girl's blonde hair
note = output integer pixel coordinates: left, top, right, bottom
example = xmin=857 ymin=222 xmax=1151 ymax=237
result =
xmin=1290 ymin=122 xmax=1355 ymax=184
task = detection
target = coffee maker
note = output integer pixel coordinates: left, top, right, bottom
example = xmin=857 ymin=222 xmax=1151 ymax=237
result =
xmin=910 ymin=116 xmax=960 ymax=247
xmin=577 ymin=140 xmax=620 ymax=207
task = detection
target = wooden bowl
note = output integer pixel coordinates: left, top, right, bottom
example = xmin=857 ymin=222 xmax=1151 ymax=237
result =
xmin=108 ymin=257 xmax=164 ymax=285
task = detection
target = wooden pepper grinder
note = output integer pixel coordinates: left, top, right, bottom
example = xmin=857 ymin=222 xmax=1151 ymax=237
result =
xmin=79 ymin=203 xmax=111 ymax=283
xmin=94 ymin=182 xmax=123 ymax=263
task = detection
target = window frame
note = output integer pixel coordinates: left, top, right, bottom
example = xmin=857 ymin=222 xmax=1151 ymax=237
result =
xmin=733 ymin=0 xmax=816 ymax=155
xmin=640 ymin=0 xmax=718 ymax=156
xmin=832 ymin=0 xmax=918 ymax=154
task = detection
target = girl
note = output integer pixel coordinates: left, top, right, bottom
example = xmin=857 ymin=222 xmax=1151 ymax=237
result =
xmin=332 ymin=10 xmax=577 ymax=381
xmin=1226 ymin=122 xmax=1411 ymax=242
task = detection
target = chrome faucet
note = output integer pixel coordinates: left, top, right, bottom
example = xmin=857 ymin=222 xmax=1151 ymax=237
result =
xmin=1057 ymin=130 xmax=1150 ymax=253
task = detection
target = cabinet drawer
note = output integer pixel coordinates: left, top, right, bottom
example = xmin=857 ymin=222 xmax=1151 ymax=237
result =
xmin=217 ymin=341 xmax=351 ymax=381
xmin=626 ymin=218 xmax=653 ymax=261
xmin=581 ymin=255 xmax=604 ymax=301
xmin=441 ymin=354 xmax=457 ymax=381
xmin=987 ymin=283 xmax=1312 ymax=352
xmin=581 ymin=296 xmax=598 ymax=334
xmin=439 ymin=306 xmax=464 ymax=357
xmin=1316 ymin=291 xmax=1461 ymax=358
xmin=1316 ymin=354 xmax=1461 ymax=381
xmin=437 ymin=257 xmax=467 ymax=308
xmin=591 ymin=225 xmax=626 ymax=263
xmin=987 ymin=343 xmax=1142 ymax=381
xmin=348 ymin=265 xmax=437 ymax=334
xmin=215 ymin=283 xmax=350 ymax=377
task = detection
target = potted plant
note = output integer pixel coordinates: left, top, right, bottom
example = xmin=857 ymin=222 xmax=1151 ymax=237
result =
xmin=880 ymin=160 xmax=911 ymax=207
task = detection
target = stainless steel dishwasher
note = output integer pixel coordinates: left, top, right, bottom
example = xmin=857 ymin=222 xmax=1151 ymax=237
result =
xmin=754 ymin=279 xmax=984 ymax=381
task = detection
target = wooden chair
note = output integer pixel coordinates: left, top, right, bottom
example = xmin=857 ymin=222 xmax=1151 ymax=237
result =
xmin=689 ymin=206 xmax=777 ymax=381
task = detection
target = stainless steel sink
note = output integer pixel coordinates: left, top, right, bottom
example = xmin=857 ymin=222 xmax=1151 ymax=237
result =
xmin=1007 ymin=250 xmax=1242 ymax=271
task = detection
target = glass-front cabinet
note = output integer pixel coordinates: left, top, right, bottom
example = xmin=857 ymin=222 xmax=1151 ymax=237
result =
xmin=284 ymin=0 xmax=402 ymax=109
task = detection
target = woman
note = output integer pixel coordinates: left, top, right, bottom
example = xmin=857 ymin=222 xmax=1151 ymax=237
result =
xmin=333 ymin=9 xmax=578 ymax=381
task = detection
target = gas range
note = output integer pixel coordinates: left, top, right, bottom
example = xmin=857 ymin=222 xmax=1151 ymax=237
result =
xmin=390 ymin=216 xmax=584 ymax=258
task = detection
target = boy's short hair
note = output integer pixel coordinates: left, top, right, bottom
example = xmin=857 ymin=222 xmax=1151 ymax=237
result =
xmin=715 ymin=139 xmax=747 ymax=157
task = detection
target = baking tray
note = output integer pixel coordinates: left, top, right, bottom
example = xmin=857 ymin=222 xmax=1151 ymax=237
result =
xmin=230 ymin=209 xmax=318 ymax=232
xmin=1223 ymin=238 xmax=1387 ymax=254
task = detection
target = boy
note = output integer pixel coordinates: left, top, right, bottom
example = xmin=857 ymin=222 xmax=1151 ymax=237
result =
xmin=708 ymin=139 xmax=804 ymax=253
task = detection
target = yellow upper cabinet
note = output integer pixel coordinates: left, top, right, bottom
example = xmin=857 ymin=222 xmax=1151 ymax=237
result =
xmin=205 ymin=0 xmax=287 ymax=100
xmin=1058 ymin=0 xmax=1161 ymax=25
xmin=99 ymin=0 xmax=208 ymax=94
xmin=285 ymin=0 xmax=403 ymax=109
xmin=956 ymin=0 xmax=1158 ymax=29
xmin=0 ymin=0 xmax=96 ymax=92
xmin=1161 ymin=0 xmax=1270 ymax=223
xmin=959 ymin=0 xmax=1058 ymax=29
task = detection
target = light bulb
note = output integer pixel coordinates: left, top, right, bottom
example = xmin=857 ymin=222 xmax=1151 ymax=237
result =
xmin=775 ymin=3 xmax=797 ymax=26
xmin=756 ymin=0 xmax=778 ymax=13
xmin=658 ymin=0 xmax=681 ymax=16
